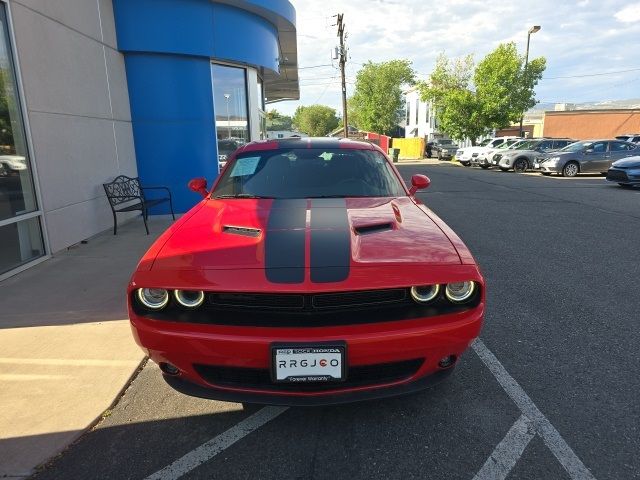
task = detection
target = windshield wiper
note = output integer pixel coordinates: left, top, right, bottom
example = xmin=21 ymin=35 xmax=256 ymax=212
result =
xmin=214 ymin=194 xmax=275 ymax=199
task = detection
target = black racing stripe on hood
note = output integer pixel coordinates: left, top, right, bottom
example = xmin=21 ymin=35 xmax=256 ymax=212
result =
xmin=265 ymin=199 xmax=306 ymax=283
xmin=310 ymin=198 xmax=350 ymax=283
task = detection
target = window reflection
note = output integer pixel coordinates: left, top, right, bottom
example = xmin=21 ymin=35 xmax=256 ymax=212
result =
xmin=0 ymin=4 xmax=44 ymax=274
xmin=212 ymin=64 xmax=249 ymax=165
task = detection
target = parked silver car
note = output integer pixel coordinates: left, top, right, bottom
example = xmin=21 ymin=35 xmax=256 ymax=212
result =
xmin=494 ymin=138 xmax=575 ymax=172
xmin=534 ymin=139 xmax=639 ymax=177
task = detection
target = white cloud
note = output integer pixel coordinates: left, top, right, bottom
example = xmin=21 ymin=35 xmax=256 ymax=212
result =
xmin=273 ymin=0 xmax=640 ymax=115
xmin=614 ymin=3 xmax=640 ymax=22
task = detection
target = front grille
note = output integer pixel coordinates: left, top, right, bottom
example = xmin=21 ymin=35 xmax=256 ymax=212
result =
xmin=209 ymin=293 xmax=305 ymax=310
xmin=494 ymin=154 xmax=502 ymax=161
xmin=607 ymin=170 xmax=628 ymax=182
xmin=312 ymin=289 xmax=406 ymax=309
xmin=194 ymin=358 xmax=424 ymax=392
xmin=133 ymin=287 xmax=481 ymax=327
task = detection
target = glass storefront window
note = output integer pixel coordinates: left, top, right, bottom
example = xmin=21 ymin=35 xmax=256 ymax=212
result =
xmin=0 ymin=216 xmax=44 ymax=275
xmin=0 ymin=6 xmax=37 ymax=221
xmin=0 ymin=4 xmax=44 ymax=275
xmin=211 ymin=64 xmax=249 ymax=164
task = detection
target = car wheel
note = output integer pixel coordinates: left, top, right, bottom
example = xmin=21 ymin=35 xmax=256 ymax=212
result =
xmin=514 ymin=158 xmax=527 ymax=173
xmin=618 ymin=183 xmax=633 ymax=189
xmin=562 ymin=162 xmax=579 ymax=177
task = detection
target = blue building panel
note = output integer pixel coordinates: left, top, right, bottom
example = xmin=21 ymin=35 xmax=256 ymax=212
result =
xmin=211 ymin=3 xmax=279 ymax=72
xmin=112 ymin=0 xmax=297 ymax=213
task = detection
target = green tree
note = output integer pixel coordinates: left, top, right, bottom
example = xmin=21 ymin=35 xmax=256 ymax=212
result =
xmin=418 ymin=54 xmax=487 ymax=143
xmin=474 ymin=42 xmax=546 ymax=128
xmin=349 ymin=59 xmax=415 ymax=135
xmin=418 ymin=43 xmax=546 ymax=144
xmin=265 ymin=109 xmax=293 ymax=131
xmin=292 ymin=105 xmax=339 ymax=136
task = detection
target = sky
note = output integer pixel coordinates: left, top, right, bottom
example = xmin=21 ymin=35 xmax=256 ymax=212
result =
xmin=273 ymin=0 xmax=640 ymax=116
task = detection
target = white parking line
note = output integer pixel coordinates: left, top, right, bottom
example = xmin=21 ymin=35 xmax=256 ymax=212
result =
xmin=472 ymin=339 xmax=596 ymax=480
xmin=144 ymin=406 xmax=288 ymax=480
xmin=472 ymin=415 xmax=535 ymax=480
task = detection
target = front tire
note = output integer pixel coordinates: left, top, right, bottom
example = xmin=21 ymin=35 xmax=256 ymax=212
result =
xmin=562 ymin=162 xmax=579 ymax=177
xmin=514 ymin=158 xmax=528 ymax=173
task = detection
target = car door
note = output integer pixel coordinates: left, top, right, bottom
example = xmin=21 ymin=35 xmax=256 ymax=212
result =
xmin=608 ymin=142 xmax=637 ymax=168
xmin=581 ymin=141 xmax=608 ymax=172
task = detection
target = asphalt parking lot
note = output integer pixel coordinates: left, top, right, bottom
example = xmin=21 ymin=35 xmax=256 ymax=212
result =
xmin=34 ymin=165 xmax=639 ymax=480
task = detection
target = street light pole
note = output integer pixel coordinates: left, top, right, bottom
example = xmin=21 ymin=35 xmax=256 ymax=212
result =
xmin=224 ymin=93 xmax=231 ymax=139
xmin=519 ymin=25 xmax=541 ymax=137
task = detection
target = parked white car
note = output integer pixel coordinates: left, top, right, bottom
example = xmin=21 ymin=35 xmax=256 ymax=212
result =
xmin=473 ymin=137 xmax=522 ymax=168
xmin=456 ymin=138 xmax=517 ymax=167
xmin=0 ymin=155 xmax=27 ymax=176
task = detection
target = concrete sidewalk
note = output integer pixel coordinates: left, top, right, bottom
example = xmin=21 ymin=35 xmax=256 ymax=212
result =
xmin=0 ymin=216 xmax=173 ymax=479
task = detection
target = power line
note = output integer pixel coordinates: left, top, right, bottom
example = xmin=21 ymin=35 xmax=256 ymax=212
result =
xmin=543 ymin=67 xmax=640 ymax=80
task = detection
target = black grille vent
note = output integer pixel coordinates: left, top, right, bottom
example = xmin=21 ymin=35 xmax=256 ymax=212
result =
xmin=354 ymin=223 xmax=393 ymax=235
xmin=194 ymin=358 xmax=424 ymax=392
xmin=209 ymin=292 xmax=304 ymax=310
xmin=222 ymin=226 xmax=261 ymax=237
xmin=312 ymin=289 xmax=405 ymax=309
xmin=606 ymin=170 xmax=628 ymax=182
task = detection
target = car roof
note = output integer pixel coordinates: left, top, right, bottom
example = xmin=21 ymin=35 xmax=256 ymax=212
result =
xmin=236 ymin=137 xmax=378 ymax=154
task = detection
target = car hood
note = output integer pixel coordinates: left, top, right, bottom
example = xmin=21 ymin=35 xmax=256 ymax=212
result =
xmin=150 ymin=196 xmax=462 ymax=272
xmin=612 ymin=156 xmax=640 ymax=168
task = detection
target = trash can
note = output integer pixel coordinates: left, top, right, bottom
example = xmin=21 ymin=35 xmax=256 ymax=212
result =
xmin=388 ymin=148 xmax=400 ymax=163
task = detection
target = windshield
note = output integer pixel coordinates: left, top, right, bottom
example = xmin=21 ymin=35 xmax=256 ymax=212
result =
xmin=478 ymin=139 xmax=491 ymax=146
xmin=212 ymin=148 xmax=406 ymax=199
xmin=560 ymin=141 xmax=591 ymax=152
xmin=514 ymin=140 xmax=537 ymax=150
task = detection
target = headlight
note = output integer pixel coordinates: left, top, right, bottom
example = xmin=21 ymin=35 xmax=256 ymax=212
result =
xmin=547 ymin=156 xmax=560 ymax=165
xmin=174 ymin=290 xmax=205 ymax=308
xmin=137 ymin=288 xmax=169 ymax=310
xmin=410 ymin=285 xmax=440 ymax=303
xmin=445 ymin=281 xmax=476 ymax=303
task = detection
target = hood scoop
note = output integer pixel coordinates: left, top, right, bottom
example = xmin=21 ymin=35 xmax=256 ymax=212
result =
xmin=222 ymin=225 xmax=261 ymax=237
xmin=354 ymin=222 xmax=394 ymax=235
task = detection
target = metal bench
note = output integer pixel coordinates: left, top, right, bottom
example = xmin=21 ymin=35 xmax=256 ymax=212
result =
xmin=103 ymin=175 xmax=175 ymax=235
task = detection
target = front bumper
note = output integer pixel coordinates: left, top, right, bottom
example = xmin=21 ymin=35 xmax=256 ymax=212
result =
xmin=130 ymin=307 xmax=483 ymax=405
xmin=606 ymin=168 xmax=640 ymax=185
xmin=535 ymin=162 xmax=559 ymax=173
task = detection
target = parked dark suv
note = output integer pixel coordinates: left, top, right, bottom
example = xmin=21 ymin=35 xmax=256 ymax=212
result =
xmin=427 ymin=139 xmax=459 ymax=160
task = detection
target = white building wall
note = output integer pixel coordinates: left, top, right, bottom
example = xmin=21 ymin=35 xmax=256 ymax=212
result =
xmin=9 ymin=0 xmax=137 ymax=253
xmin=404 ymin=89 xmax=440 ymax=140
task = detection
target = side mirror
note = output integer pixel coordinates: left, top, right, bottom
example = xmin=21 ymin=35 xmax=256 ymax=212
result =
xmin=409 ymin=174 xmax=430 ymax=195
xmin=188 ymin=177 xmax=208 ymax=198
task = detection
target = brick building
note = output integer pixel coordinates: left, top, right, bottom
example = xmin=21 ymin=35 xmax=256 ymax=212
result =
xmin=543 ymin=109 xmax=640 ymax=140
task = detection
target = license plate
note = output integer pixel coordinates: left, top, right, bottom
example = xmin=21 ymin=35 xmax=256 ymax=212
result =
xmin=272 ymin=344 xmax=346 ymax=383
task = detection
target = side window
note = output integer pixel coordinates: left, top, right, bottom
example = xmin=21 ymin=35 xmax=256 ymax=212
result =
xmin=591 ymin=142 xmax=607 ymax=153
xmin=610 ymin=142 xmax=631 ymax=152
xmin=539 ymin=141 xmax=553 ymax=150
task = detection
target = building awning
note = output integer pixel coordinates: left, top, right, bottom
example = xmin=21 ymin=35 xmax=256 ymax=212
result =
xmin=217 ymin=0 xmax=299 ymax=103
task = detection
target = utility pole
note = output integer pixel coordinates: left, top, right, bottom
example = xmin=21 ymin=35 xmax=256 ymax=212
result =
xmin=336 ymin=13 xmax=348 ymax=138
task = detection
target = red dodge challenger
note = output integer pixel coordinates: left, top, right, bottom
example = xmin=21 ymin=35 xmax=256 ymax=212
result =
xmin=128 ymin=138 xmax=484 ymax=405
